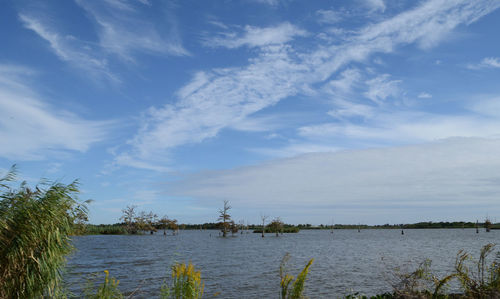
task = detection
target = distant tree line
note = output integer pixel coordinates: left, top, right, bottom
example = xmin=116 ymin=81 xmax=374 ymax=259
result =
xmin=119 ymin=205 xmax=179 ymax=235
xmin=81 ymin=201 xmax=498 ymax=236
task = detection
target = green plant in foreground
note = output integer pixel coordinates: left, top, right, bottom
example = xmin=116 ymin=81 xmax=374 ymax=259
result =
xmin=390 ymin=258 xmax=456 ymax=298
xmin=280 ymin=253 xmax=314 ymax=299
xmin=0 ymin=166 xmax=88 ymax=298
xmin=161 ymin=262 xmax=204 ymax=299
xmin=455 ymin=243 xmax=500 ymax=298
xmin=84 ymin=270 xmax=123 ymax=299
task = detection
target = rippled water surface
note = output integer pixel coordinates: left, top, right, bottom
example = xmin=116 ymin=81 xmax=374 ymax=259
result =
xmin=66 ymin=229 xmax=500 ymax=298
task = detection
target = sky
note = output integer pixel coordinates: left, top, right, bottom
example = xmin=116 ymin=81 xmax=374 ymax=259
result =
xmin=1 ymin=0 xmax=500 ymax=225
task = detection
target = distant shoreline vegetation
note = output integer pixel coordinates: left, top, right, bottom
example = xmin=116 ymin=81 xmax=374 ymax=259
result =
xmin=77 ymin=202 xmax=498 ymax=236
xmin=80 ymin=221 xmax=498 ymax=235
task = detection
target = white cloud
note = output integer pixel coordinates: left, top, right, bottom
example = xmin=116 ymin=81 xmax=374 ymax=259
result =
xmin=168 ymin=137 xmax=500 ymax=224
xmin=19 ymin=14 xmax=118 ymax=83
xmin=418 ymin=92 xmax=432 ymax=99
xmin=316 ymin=9 xmax=344 ymax=24
xmin=325 ymin=68 xmax=362 ymax=96
xmin=469 ymin=96 xmax=500 ymax=117
xmin=204 ymin=22 xmax=307 ymax=49
xmin=328 ymin=100 xmax=374 ymax=119
xmin=250 ymin=143 xmax=340 ymax=158
xmin=229 ymin=115 xmax=284 ymax=132
xmin=299 ymin=107 xmax=500 ymax=144
xmin=365 ymin=0 xmax=386 ymax=13
xmin=0 ymin=65 xmax=111 ymax=160
xmin=76 ymin=0 xmax=189 ymax=61
xmin=252 ymin=0 xmax=280 ymax=6
xmin=355 ymin=1 xmax=500 ymax=51
xmin=115 ymin=44 xmax=308 ymax=166
xmin=168 ymin=138 xmax=500 ymax=223
xmin=482 ymin=57 xmax=500 ymax=67
xmin=467 ymin=57 xmax=500 ymax=69
xmin=118 ymin=0 xmax=500 ymax=170
xmin=364 ymin=74 xmax=401 ymax=103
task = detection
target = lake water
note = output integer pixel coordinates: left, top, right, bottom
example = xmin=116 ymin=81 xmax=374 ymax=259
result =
xmin=65 ymin=229 xmax=499 ymax=298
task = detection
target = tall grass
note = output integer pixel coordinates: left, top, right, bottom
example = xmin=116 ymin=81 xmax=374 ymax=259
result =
xmin=84 ymin=224 xmax=128 ymax=235
xmin=0 ymin=166 xmax=87 ymax=298
xmin=455 ymin=243 xmax=500 ymax=298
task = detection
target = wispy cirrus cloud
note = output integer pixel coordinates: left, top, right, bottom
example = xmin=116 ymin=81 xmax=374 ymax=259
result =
xmin=364 ymin=74 xmax=402 ymax=104
xmin=19 ymin=13 xmax=118 ymax=83
xmin=316 ymin=9 xmax=344 ymax=24
xmin=19 ymin=1 xmax=188 ymax=82
xmin=364 ymin=0 xmax=386 ymax=13
xmin=116 ymin=0 xmax=500 ymax=170
xmin=252 ymin=0 xmax=280 ymax=6
xmin=0 ymin=64 xmax=112 ymax=160
xmin=203 ymin=22 xmax=307 ymax=49
xmin=75 ymin=0 xmax=189 ymax=61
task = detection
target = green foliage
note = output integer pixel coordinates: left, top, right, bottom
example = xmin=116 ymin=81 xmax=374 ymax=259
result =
xmin=0 ymin=166 xmax=88 ymax=298
xmin=268 ymin=217 xmax=284 ymax=236
xmin=455 ymin=243 xmax=500 ymax=298
xmin=161 ymin=262 xmax=204 ymax=299
xmin=343 ymin=292 xmax=393 ymax=299
xmin=83 ymin=224 xmax=128 ymax=235
xmin=84 ymin=270 xmax=123 ymax=299
xmin=253 ymin=226 xmax=299 ymax=233
xmin=388 ymin=258 xmax=458 ymax=299
xmin=280 ymin=253 xmax=314 ymax=299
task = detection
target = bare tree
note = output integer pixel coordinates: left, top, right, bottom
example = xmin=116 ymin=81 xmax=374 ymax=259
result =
xmin=158 ymin=216 xmax=170 ymax=235
xmin=169 ymin=218 xmax=179 ymax=235
xmin=120 ymin=205 xmax=138 ymax=234
xmin=145 ymin=211 xmax=158 ymax=234
xmin=218 ymin=200 xmax=232 ymax=237
xmin=239 ymin=220 xmax=245 ymax=234
xmin=260 ymin=214 xmax=268 ymax=238
xmin=230 ymin=221 xmax=238 ymax=236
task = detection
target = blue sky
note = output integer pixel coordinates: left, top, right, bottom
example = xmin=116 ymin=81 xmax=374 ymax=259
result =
xmin=2 ymin=0 xmax=500 ymax=225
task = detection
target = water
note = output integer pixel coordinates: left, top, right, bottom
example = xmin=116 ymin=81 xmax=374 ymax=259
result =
xmin=65 ymin=229 xmax=499 ymax=298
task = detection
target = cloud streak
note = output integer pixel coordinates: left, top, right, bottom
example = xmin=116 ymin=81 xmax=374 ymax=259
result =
xmin=76 ymin=0 xmax=189 ymax=61
xmin=19 ymin=13 xmax=117 ymax=83
xmin=299 ymin=106 xmax=500 ymax=145
xmin=203 ymin=22 xmax=307 ymax=49
xmin=0 ymin=64 xmax=112 ymax=160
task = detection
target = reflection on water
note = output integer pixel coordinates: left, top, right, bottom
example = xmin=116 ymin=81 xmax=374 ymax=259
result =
xmin=66 ymin=229 xmax=499 ymax=298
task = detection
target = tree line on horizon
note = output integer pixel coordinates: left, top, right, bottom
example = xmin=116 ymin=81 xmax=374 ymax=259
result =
xmin=83 ymin=199 xmax=498 ymax=236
